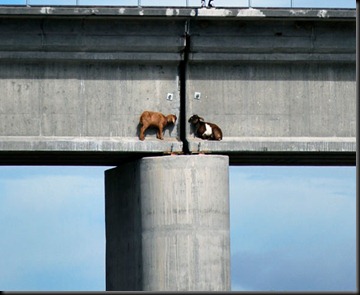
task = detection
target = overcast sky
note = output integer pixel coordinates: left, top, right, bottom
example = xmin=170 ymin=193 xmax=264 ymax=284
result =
xmin=230 ymin=166 xmax=356 ymax=291
xmin=0 ymin=0 xmax=357 ymax=292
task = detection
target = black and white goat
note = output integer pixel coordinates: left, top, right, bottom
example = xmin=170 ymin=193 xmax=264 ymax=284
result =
xmin=188 ymin=114 xmax=222 ymax=141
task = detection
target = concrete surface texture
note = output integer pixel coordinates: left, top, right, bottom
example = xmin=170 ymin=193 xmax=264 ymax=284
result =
xmin=185 ymin=17 xmax=355 ymax=155
xmin=0 ymin=6 xmax=354 ymax=292
xmin=105 ymin=155 xmax=230 ymax=291
xmin=0 ymin=6 xmax=356 ymax=165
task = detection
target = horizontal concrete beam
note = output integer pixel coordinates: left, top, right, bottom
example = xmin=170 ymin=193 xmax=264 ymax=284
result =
xmin=187 ymin=137 xmax=356 ymax=153
xmin=0 ymin=17 xmax=186 ymax=63
xmin=0 ymin=137 xmax=355 ymax=167
xmin=0 ymin=6 xmax=355 ymax=20
xmin=188 ymin=18 xmax=355 ymax=63
xmin=0 ymin=136 xmax=182 ymax=153
xmin=189 ymin=53 xmax=355 ymax=63
xmin=0 ymin=51 xmax=182 ymax=63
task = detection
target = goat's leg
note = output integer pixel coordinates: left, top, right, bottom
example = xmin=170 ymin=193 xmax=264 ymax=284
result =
xmin=139 ymin=125 xmax=147 ymax=141
xmin=157 ymin=126 xmax=164 ymax=140
xmin=202 ymin=133 xmax=210 ymax=140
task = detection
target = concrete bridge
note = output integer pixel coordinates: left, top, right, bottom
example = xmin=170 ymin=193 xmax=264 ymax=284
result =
xmin=0 ymin=5 xmax=356 ymax=291
xmin=0 ymin=5 xmax=355 ymax=166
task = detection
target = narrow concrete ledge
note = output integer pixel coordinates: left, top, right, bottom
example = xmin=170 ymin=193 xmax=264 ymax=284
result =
xmin=0 ymin=136 xmax=354 ymax=166
xmin=187 ymin=136 xmax=356 ymax=153
xmin=0 ymin=136 xmax=183 ymax=153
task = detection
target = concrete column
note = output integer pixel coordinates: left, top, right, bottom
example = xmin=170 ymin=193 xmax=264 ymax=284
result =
xmin=105 ymin=155 xmax=230 ymax=291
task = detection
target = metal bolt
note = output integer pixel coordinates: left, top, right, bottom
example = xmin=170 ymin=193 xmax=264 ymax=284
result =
xmin=194 ymin=92 xmax=201 ymax=100
xmin=167 ymin=93 xmax=173 ymax=101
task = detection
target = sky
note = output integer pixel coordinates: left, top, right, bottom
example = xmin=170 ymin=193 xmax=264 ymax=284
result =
xmin=0 ymin=166 xmax=356 ymax=291
xmin=0 ymin=0 xmax=357 ymax=292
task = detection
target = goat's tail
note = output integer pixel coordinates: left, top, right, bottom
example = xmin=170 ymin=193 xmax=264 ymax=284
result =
xmin=213 ymin=126 xmax=223 ymax=140
xmin=139 ymin=111 xmax=148 ymax=125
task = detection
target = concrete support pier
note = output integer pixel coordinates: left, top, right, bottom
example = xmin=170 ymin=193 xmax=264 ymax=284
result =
xmin=105 ymin=155 xmax=230 ymax=291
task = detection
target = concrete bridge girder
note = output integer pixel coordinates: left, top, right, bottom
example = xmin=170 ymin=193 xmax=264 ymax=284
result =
xmin=0 ymin=6 xmax=356 ymax=165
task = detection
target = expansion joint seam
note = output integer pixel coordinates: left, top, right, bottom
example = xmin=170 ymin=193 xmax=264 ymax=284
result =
xmin=179 ymin=20 xmax=191 ymax=155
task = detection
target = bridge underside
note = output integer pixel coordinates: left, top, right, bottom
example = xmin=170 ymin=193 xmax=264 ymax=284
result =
xmin=0 ymin=150 xmax=355 ymax=166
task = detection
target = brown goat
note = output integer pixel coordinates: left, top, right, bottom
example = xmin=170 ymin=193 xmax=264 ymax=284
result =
xmin=188 ymin=114 xmax=222 ymax=141
xmin=139 ymin=111 xmax=177 ymax=141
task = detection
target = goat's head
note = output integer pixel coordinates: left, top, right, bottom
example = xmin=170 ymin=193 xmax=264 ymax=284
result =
xmin=166 ymin=114 xmax=177 ymax=124
xmin=188 ymin=114 xmax=204 ymax=125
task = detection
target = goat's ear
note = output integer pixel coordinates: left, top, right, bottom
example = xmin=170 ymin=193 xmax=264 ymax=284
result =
xmin=199 ymin=117 xmax=205 ymax=122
